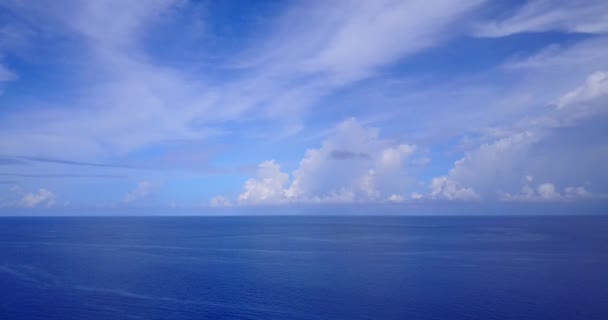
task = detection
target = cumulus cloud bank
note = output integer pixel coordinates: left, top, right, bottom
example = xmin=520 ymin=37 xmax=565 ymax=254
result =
xmin=230 ymin=118 xmax=418 ymax=205
xmin=501 ymin=181 xmax=594 ymax=201
xmin=237 ymin=160 xmax=290 ymax=204
xmin=228 ymin=69 xmax=608 ymax=205
xmin=429 ymin=71 xmax=608 ymax=200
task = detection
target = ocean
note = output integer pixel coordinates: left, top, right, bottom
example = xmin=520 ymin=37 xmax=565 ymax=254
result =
xmin=0 ymin=216 xmax=607 ymax=320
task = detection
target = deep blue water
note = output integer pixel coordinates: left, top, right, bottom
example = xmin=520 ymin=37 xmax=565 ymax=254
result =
xmin=0 ymin=216 xmax=607 ymax=320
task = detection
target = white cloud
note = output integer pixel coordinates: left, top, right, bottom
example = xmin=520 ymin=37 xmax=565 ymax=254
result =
xmin=557 ymin=71 xmax=608 ymax=109
xmin=475 ymin=0 xmax=608 ymax=37
xmin=20 ymin=188 xmax=56 ymax=208
xmin=564 ymin=186 xmax=592 ymax=198
xmin=209 ymin=195 xmax=232 ymax=207
xmin=431 ymin=70 xmax=608 ymax=201
xmin=124 ymin=180 xmax=157 ymax=203
xmin=237 ymin=118 xmax=418 ymax=204
xmin=429 ymin=176 xmax=480 ymax=200
xmin=208 ymin=0 xmax=488 ymax=124
xmin=356 ymin=36 xmax=608 ymax=151
xmin=1 ymin=186 xmax=57 ymax=208
xmin=64 ymin=0 xmax=178 ymax=50
xmin=388 ymin=194 xmax=405 ymax=203
xmin=0 ymin=0 xmax=489 ymax=160
xmin=537 ymin=183 xmax=559 ymax=200
xmin=410 ymin=192 xmax=423 ymax=200
xmin=298 ymin=0 xmax=487 ymax=82
xmin=286 ymin=118 xmax=416 ymax=202
xmin=0 ymin=0 xmax=216 ymax=158
xmin=501 ymin=182 xmax=594 ymax=201
xmin=436 ymin=131 xmax=541 ymax=198
xmin=521 ymin=184 xmax=535 ymax=198
xmin=237 ymin=160 xmax=290 ymax=205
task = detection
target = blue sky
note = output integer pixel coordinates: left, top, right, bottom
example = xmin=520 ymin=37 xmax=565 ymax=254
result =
xmin=0 ymin=0 xmax=607 ymax=213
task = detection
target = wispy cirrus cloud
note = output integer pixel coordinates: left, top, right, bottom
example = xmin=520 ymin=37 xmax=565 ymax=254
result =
xmin=474 ymin=0 xmax=608 ymax=37
xmin=0 ymin=173 xmax=126 ymax=179
xmin=0 ymin=0 xmax=487 ymax=160
xmin=0 ymin=155 xmax=135 ymax=168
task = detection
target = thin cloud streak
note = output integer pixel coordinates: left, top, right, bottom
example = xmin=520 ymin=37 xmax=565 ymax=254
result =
xmin=0 ymin=155 xmax=136 ymax=169
xmin=0 ymin=173 xmax=127 ymax=179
